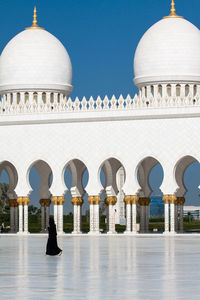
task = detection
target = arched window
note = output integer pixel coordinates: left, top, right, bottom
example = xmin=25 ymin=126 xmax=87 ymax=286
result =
xmin=33 ymin=92 xmax=38 ymax=103
xmin=17 ymin=93 xmax=20 ymax=104
xmin=150 ymin=86 xmax=154 ymax=96
xmin=176 ymin=85 xmax=181 ymax=97
xmin=185 ymin=85 xmax=190 ymax=96
xmin=42 ymin=92 xmax=46 ymax=104
xmin=50 ymin=93 xmax=54 ymax=103
xmin=158 ymin=85 xmax=162 ymax=97
xmin=24 ymin=92 xmax=29 ymax=103
xmin=167 ymin=84 xmax=171 ymax=97
xmin=194 ymin=85 xmax=197 ymax=96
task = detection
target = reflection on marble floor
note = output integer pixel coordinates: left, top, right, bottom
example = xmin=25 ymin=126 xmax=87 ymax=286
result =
xmin=0 ymin=236 xmax=200 ymax=299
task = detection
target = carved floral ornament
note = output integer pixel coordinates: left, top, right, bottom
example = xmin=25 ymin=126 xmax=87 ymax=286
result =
xmin=162 ymin=194 xmax=177 ymax=204
xmin=88 ymin=196 xmax=101 ymax=205
xmin=104 ymin=196 xmax=117 ymax=206
xmin=52 ymin=196 xmax=65 ymax=205
xmin=17 ymin=197 xmax=30 ymax=205
xmin=124 ymin=195 xmax=139 ymax=205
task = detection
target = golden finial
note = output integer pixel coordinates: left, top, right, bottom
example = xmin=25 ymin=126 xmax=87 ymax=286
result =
xmin=26 ymin=7 xmax=44 ymax=30
xmin=163 ymin=0 xmax=183 ymax=19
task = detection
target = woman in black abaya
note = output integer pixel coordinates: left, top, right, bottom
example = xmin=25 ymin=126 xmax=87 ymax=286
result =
xmin=46 ymin=217 xmax=62 ymax=256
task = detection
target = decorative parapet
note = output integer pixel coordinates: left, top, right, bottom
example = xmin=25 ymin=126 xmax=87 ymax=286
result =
xmin=0 ymin=88 xmax=200 ymax=115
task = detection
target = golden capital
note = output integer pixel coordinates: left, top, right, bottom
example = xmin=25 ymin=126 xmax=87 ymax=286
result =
xmin=124 ymin=196 xmax=132 ymax=205
xmin=52 ymin=196 xmax=58 ymax=205
xmin=71 ymin=197 xmax=83 ymax=206
xmin=17 ymin=197 xmax=24 ymax=205
xmin=14 ymin=199 xmax=18 ymax=207
xmin=104 ymin=196 xmax=117 ymax=206
xmin=124 ymin=195 xmax=139 ymax=205
xmin=177 ymin=197 xmax=185 ymax=205
xmin=163 ymin=194 xmax=177 ymax=204
xmin=138 ymin=197 xmax=150 ymax=206
xmin=163 ymin=195 xmax=170 ymax=204
xmin=88 ymin=196 xmax=101 ymax=205
xmin=57 ymin=196 xmax=65 ymax=205
xmin=8 ymin=199 xmax=16 ymax=207
xmin=40 ymin=199 xmax=46 ymax=207
xmin=23 ymin=197 xmax=30 ymax=205
xmin=44 ymin=199 xmax=51 ymax=207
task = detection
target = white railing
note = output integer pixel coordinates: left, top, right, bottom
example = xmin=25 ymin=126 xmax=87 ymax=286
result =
xmin=0 ymin=93 xmax=200 ymax=115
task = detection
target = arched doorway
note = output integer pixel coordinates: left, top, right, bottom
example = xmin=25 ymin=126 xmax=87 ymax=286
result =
xmin=28 ymin=160 xmax=53 ymax=233
xmin=136 ymin=157 xmax=164 ymax=233
xmin=63 ymin=159 xmax=88 ymax=234
xmin=99 ymin=157 xmax=126 ymax=234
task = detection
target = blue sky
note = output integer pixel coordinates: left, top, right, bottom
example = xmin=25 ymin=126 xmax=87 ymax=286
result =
xmin=0 ymin=0 xmax=200 ymax=209
xmin=0 ymin=0 xmax=200 ymax=99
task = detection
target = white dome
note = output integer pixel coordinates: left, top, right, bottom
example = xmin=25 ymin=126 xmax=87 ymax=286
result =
xmin=0 ymin=28 xmax=73 ymax=94
xmin=134 ymin=17 xmax=200 ymax=87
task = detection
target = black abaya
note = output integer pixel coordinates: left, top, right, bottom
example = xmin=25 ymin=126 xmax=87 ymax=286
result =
xmin=46 ymin=224 xmax=62 ymax=256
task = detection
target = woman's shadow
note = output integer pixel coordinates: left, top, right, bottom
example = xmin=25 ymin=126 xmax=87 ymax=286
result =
xmin=46 ymin=217 xmax=62 ymax=256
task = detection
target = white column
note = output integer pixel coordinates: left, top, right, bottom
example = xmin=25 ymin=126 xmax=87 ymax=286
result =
xmin=145 ymin=205 xmax=149 ymax=233
xmin=132 ymin=203 xmax=137 ymax=233
xmin=164 ymin=203 xmax=169 ymax=234
xmin=57 ymin=204 xmax=64 ymax=234
xmin=46 ymin=205 xmax=50 ymax=230
xmin=17 ymin=198 xmax=23 ymax=234
xmin=10 ymin=206 xmax=15 ymax=233
xmin=93 ymin=204 xmax=100 ymax=233
xmin=140 ymin=205 xmax=145 ymax=233
xmin=175 ymin=204 xmax=178 ymax=232
xmin=124 ymin=203 xmax=131 ymax=234
xmin=72 ymin=205 xmax=78 ymax=234
xmin=23 ymin=202 xmax=29 ymax=234
xmin=88 ymin=196 xmax=100 ymax=234
xmin=72 ymin=197 xmax=82 ymax=234
xmin=52 ymin=198 xmax=58 ymax=227
xmin=107 ymin=205 xmax=116 ymax=234
xmin=41 ymin=205 xmax=45 ymax=232
xmin=170 ymin=203 xmax=175 ymax=234
xmin=180 ymin=204 xmax=184 ymax=233
xmin=89 ymin=204 xmax=94 ymax=233
xmin=15 ymin=205 xmax=18 ymax=232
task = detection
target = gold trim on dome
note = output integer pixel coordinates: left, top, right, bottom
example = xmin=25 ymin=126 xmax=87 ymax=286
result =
xmin=163 ymin=0 xmax=183 ymax=19
xmin=26 ymin=7 xmax=44 ymax=30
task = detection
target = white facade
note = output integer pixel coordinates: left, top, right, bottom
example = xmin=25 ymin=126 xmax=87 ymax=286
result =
xmin=0 ymin=3 xmax=199 ymax=235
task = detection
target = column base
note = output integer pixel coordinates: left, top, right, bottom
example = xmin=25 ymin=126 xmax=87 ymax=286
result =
xmin=163 ymin=231 xmax=177 ymax=236
xmin=88 ymin=231 xmax=101 ymax=235
xmin=72 ymin=231 xmax=82 ymax=235
xmin=57 ymin=231 xmax=65 ymax=235
xmin=107 ymin=231 xmax=116 ymax=235
xmin=163 ymin=231 xmax=170 ymax=235
xmin=17 ymin=231 xmax=24 ymax=235
xmin=131 ymin=231 xmax=138 ymax=235
xmin=17 ymin=231 xmax=30 ymax=235
xmin=123 ymin=231 xmax=132 ymax=235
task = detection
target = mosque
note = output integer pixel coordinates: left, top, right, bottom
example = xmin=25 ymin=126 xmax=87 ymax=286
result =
xmin=0 ymin=1 xmax=199 ymax=235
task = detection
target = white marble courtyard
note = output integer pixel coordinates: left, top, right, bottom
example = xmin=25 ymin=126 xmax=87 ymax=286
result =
xmin=0 ymin=236 xmax=200 ymax=299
